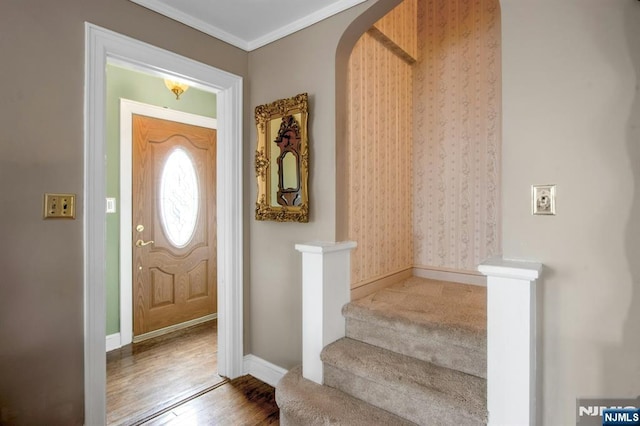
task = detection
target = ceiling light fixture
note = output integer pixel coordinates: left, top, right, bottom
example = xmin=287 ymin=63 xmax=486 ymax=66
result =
xmin=164 ymin=79 xmax=189 ymax=100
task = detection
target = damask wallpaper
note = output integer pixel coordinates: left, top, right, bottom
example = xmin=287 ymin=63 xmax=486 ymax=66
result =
xmin=413 ymin=0 xmax=502 ymax=273
xmin=347 ymin=0 xmax=501 ymax=290
xmin=372 ymin=0 xmax=417 ymax=61
xmin=346 ymin=7 xmax=416 ymax=289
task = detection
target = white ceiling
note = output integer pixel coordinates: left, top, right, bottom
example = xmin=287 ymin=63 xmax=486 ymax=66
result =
xmin=130 ymin=0 xmax=368 ymax=51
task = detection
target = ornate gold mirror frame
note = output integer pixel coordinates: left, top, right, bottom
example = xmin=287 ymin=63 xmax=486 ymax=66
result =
xmin=255 ymin=93 xmax=309 ymax=222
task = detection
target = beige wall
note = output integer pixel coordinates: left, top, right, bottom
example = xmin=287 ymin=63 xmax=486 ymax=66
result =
xmin=0 ymin=1 xmax=247 ymax=423
xmin=413 ymin=0 xmax=502 ymax=273
xmin=246 ymin=1 xmax=387 ymax=371
xmin=346 ymin=5 xmax=415 ymax=289
xmin=501 ymin=0 xmax=640 ymax=423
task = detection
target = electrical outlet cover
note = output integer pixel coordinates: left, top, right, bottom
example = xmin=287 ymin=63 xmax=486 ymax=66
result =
xmin=531 ymin=185 xmax=556 ymax=215
xmin=44 ymin=193 xmax=76 ymax=219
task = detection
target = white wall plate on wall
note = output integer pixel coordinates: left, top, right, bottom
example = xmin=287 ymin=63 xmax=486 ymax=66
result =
xmin=531 ymin=184 xmax=556 ymax=215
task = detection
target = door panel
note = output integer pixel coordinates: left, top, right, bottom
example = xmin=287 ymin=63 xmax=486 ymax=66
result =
xmin=187 ymin=261 xmax=209 ymax=299
xmin=132 ymin=114 xmax=217 ymax=336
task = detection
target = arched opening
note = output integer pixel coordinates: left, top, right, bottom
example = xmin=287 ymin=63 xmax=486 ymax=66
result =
xmin=337 ymin=0 xmax=502 ymax=297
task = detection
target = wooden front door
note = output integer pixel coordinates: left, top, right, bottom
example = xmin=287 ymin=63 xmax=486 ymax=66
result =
xmin=132 ymin=114 xmax=217 ymax=336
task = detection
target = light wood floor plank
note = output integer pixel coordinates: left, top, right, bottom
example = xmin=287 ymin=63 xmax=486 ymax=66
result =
xmin=107 ymin=320 xmax=225 ymax=425
xmin=107 ymin=320 xmax=280 ymax=425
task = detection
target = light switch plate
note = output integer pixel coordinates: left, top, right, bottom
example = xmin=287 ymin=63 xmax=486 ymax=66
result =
xmin=531 ymin=185 xmax=556 ymax=215
xmin=106 ymin=197 xmax=117 ymax=213
xmin=44 ymin=193 xmax=76 ymax=219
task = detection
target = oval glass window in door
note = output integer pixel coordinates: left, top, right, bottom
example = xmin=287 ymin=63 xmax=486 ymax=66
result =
xmin=159 ymin=147 xmax=199 ymax=248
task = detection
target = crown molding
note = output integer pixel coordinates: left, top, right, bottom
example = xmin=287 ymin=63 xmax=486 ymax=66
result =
xmin=246 ymin=0 xmax=367 ymax=51
xmin=129 ymin=0 xmax=251 ymax=50
xmin=129 ymin=0 xmax=367 ymax=52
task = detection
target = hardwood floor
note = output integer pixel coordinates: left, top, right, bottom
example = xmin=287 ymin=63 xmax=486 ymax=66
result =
xmin=141 ymin=376 xmax=279 ymax=425
xmin=107 ymin=320 xmax=279 ymax=425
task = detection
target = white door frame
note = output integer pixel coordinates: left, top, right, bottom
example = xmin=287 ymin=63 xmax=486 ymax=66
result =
xmin=119 ymin=99 xmax=218 ymax=346
xmin=84 ymin=23 xmax=244 ymax=425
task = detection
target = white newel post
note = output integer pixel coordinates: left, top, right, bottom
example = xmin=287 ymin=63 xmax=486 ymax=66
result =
xmin=478 ymin=258 xmax=542 ymax=426
xmin=295 ymin=241 xmax=357 ymax=384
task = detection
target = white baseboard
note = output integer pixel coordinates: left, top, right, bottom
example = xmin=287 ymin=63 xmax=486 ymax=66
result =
xmin=106 ymin=333 xmax=121 ymax=352
xmin=413 ymin=266 xmax=487 ymax=286
xmin=243 ymin=354 xmax=288 ymax=388
xmin=350 ymin=267 xmax=413 ymax=300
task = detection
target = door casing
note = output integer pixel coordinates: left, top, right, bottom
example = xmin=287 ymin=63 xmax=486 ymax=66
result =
xmin=120 ymin=99 xmax=218 ymax=345
xmin=84 ymin=23 xmax=244 ymax=425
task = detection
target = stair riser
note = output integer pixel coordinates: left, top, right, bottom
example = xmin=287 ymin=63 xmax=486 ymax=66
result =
xmin=347 ymin=318 xmax=487 ymax=379
xmin=277 ymin=366 xmax=416 ymax=426
xmin=324 ymin=364 xmax=485 ymax=426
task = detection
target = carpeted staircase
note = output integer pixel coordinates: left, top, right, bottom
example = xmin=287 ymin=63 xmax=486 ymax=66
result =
xmin=276 ymin=276 xmax=488 ymax=425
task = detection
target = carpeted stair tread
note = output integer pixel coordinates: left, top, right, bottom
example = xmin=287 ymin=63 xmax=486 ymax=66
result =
xmin=345 ymin=277 xmax=486 ymax=347
xmin=321 ymin=338 xmax=487 ymax=425
xmin=344 ymin=277 xmax=486 ymax=378
xmin=276 ymin=366 xmax=416 ymax=426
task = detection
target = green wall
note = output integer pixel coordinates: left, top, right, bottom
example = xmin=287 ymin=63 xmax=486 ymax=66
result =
xmin=106 ymin=64 xmax=216 ymax=336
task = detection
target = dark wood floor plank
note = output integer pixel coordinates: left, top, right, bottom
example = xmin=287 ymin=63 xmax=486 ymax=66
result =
xmin=142 ymin=375 xmax=279 ymax=426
